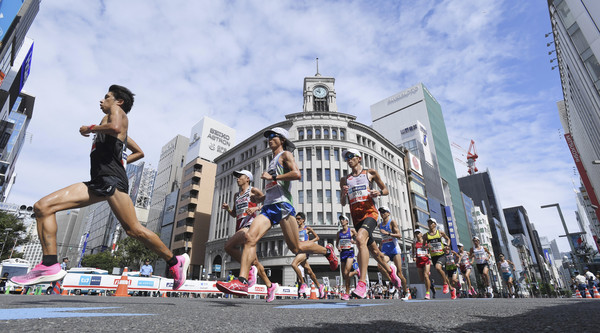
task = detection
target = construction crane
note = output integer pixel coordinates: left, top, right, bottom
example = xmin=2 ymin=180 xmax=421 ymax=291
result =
xmin=466 ymin=140 xmax=478 ymax=175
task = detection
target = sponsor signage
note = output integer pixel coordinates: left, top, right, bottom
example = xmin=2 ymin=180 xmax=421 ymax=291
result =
xmin=408 ymin=152 xmax=422 ymax=176
xmin=564 ymin=133 xmax=600 ymax=222
xmin=444 ymin=206 xmax=459 ymax=252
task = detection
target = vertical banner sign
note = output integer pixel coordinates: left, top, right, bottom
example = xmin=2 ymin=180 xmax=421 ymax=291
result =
xmin=565 ymin=133 xmax=600 ymax=222
xmin=78 ymin=232 xmax=89 ymax=268
xmin=444 ymin=206 xmax=459 ymax=252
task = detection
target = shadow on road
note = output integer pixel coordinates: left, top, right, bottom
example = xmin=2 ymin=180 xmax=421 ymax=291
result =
xmin=273 ymin=300 xmax=600 ymax=333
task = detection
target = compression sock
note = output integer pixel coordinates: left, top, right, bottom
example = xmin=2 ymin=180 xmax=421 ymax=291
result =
xmin=166 ymin=256 xmax=178 ymax=267
xmin=42 ymin=255 xmax=58 ymax=266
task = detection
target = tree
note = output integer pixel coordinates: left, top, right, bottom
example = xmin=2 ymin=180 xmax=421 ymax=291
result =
xmin=114 ymin=236 xmax=160 ymax=270
xmin=81 ymin=251 xmax=119 ymax=271
xmin=0 ymin=211 xmax=31 ymax=261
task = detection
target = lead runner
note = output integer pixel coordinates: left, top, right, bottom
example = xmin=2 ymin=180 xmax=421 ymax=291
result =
xmin=11 ymin=85 xmax=189 ymax=290
xmin=217 ymin=127 xmax=338 ymax=297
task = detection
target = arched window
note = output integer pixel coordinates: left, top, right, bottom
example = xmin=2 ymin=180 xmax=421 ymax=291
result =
xmin=298 ymin=129 xmax=304 ymax=140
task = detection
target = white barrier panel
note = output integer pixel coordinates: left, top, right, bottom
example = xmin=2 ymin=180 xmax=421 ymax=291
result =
xmin=61 ymin=273 xmax=298 ymax=297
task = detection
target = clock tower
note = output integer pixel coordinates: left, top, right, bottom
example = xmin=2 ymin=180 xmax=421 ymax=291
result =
xmin=303 ymin=59 xmax=338 ymax=112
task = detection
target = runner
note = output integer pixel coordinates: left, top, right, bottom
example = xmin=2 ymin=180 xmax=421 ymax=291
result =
xmin=216 ymin=127 xmax=338 ymax=297
xmin=438 ymin=245 xmax=460 ymax=300
xmin=497 ymin=253 xmax=516 ymax=298
xmin=292 ymin=212 xmax=326 ymax=299
xmin=340 ymin=148 xmax=401 ymax=299
xmin=423 ymin=218 xmax=452 ymax=295
xmin=376 ymin=206 xmax=410 ymax=300
xmin=337 ymin=215 xmax=359 ymax=300
xmin=412 ymin=229 xmax=432 ymax=299
xmin=470 ymin=236 xmax=493 ymax=297
xmin=10 ymin=85 xmax=189 ymax=289
xmin=457 ymin=243 xmax=476 ymax=296
xmin=221 ymin=169 xmax=278 ymax=302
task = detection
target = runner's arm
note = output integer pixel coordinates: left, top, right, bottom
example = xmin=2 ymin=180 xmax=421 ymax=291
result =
xmin=126 ymin=137 xmax=144 ymax=164
xmin=368 ymin=169 xmax=389 ymax=197
xmin=261 ymin=151 xmax=301 ymax=181
xmin=340 ymin=177 xmax=348 ymax=206
xmin=250 ymin=187 xmax=266 ymax=203
xmin=307 ymin=226 xmax=320 ymax=243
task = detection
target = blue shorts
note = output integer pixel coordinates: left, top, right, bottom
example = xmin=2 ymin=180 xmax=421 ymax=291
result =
xmin=502 ymin=272 xmax=512 ymax=281
xmin=261 ymin=202 xmax=296 ymax=225
xmin=340 ymin=249 xmax=355 ymax=262
xmin=381 ymin=243 xmax=400 ymax=259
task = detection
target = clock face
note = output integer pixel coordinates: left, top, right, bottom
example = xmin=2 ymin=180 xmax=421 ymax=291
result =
xmin=314 ymin=86 xmax=327 ymax=98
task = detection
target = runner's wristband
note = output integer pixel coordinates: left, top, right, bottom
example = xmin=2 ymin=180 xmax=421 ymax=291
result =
xmin=89 ymin=124 xmax=96 ymax=132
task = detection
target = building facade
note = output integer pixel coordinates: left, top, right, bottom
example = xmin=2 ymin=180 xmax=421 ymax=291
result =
xmin=548 ymin=0 xmax=600 ymax=225
xmin=371 ymin=83 xmax=471 ymax=251
xmin=146 ymin=135 xmax=189 ymax=234
xmin=206 ymin=72 xmax=412 ymax=286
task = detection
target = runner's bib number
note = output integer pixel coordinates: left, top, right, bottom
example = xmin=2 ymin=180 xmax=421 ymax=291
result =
xmin=348 ymin=185 xmax=369 ymax=205
xmin=340 ymin=239 xmax=352 ymax=250
xmin=417 ymin=248 xmax=428 ymax=257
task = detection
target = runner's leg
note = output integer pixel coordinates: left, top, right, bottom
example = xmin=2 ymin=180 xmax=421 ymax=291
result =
xmin=239 ymin=214 xmax=272 ymax=279
xmin=292 ymin=254 xmax=307 ymax=284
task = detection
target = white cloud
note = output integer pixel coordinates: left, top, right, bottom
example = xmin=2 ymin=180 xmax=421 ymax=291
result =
xmin=8 ymin=0 xmax=581 ymax=252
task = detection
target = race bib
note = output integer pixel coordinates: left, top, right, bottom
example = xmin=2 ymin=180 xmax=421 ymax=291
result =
xmin=431 ymin=242 xmax=443 ymax=253
xmin=340 ymin=239 xmax=352 ymax=250
xmin=348 ymin=185 xmax=369 ymax=205
xmin=265 ymin=181 xmax=278 ymax=192
xmin=417 ymin=248 xmax=428 ymax=257
xmin=382 ymin=235 xmax=394 ymax=243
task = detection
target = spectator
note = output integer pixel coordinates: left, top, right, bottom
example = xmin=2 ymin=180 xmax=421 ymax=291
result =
xmin=584 ymin=267 xmax=598 ymax=290
xmin=574 ymin=271 xmax=588 ymax=297
xmin=60 ymin=258 xmax=69 ymax=271
xmin=140 ymin=260 xmax=153 ymax=277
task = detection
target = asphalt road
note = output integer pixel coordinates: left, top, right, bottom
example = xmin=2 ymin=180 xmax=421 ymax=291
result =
xmin=0 ymin=295 xmax=598 ymax=332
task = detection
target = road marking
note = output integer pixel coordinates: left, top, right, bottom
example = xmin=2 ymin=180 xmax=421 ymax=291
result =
xmin=275 ymin=302 xmax=391 ymax=309
xmin=0 ymin=307 xmax=154 ymax=320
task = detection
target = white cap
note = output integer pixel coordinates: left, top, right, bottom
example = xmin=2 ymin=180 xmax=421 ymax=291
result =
xmin=427 ymin=217 xmax=437 ymax=224
xmin=378 ymin=206 xmax=390 ymax=213
xmin=264 ymin=127 xmax=296 ymax=152
xmin=232 ymin=170 xmax=253 ymax=182
xmin=458 ymin=243 xmax=464 ymax=247
xmin=472 ymin=236 xmax=480 ymax=241
xmin=342 ymin=148 xmax=362 ymax=160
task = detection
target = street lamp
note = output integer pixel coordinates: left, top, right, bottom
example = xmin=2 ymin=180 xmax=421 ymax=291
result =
xmin=0 ymin=227 xmax=13 ymax=258
xmin=540 ymin=203 xmax=584 ymax=272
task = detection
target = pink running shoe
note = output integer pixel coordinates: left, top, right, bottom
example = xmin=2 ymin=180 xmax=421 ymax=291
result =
xmin=10 ymin=263 xmax=66 ymax=286
xmin=468 ymin=287 xmax=473 ymax=296
xmin=319 ymin=284 xmax=325 ymax=299
xmin=442 ymin=284 xmax=449 ymax=294
xmin=169 ymin=253 xmax=190 ymax=290
xmin=325 ymin=244 xmax=339 ymax=270
xmin=389 ymin=263 xmax=402 ymax=289
xmin=299 ymin=283 xmax=308 ymax=295
xmin=471 ymin=286 xmax=477 ymax=295
xmin=451 ymin=288 xmax=457 ymax=300
xmin=341 ymin=293 xmax=350 ymax=300
xmin=266 ymin=283 xmax=278 ymax=302
xmin=425 ymin=291 xmax=431 ymax=300
xmin=248 ymin=265 xmax=258 ymax=288
xmin=216 ymin=278 xmax=249 ymax=296
xmin=352 ymin=281 xmax=367 ymax=299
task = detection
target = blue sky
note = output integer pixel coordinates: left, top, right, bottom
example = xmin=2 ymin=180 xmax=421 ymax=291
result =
xmin=9 ymin=0 xmax=581 ymax=251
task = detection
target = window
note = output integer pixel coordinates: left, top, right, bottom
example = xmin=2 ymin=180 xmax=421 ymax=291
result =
xmin=336 ymin=190 xmax=341 ymax=203
xmin=324 ymin=148 xmax=330 ymax=160
xmin=307 ymin=190 xmax=313 ymax=202
xmin=300 ymin=169 xmax=303 ymax=180
xmin=316 ymin=148 xmax=322 ymax=160
xmin=324 ymin=128 xmax=329 ymax=138
xmin=298 ymin=191 xmax=304 ymax=204
xmin=298 ymin=149 xmax=304 ymax=161
xmin=414 ymin=195 xmax=429 ymax=211
xmin=306 ymin=168 xmax=312 ymax=181
xmin=317 ymin=168 xmax=322 ymax=181
xmin=317 ymin=190 xmax=323 ymax=203
xmin=307 ymin=129 xmax=313 ymax=139
xmin=332 ymin=129 xmax=338 ymax=139
xmin=317 ymin=212 xmax=324 ymax=224
xmin=340 ymin=130 xmax=345 ymax=140
xmin=316 ymin=129 xmax=321 ymax=138
xmin=326 ymin=189 xmax=331 ymax=203
xmin=306 ymin=148 xmax=312 ymax=160
xmin=325 ymin=169 xmax=331 ymax=181
xmin=334 ymin=169 xmax=340 ymax=181
xmin=326 ymin=212 xmax=332 ymax=225
xmin=334 ymin=148 xmax=340 ymax=161
xmin=298 ymin=129 xmax=304 ymax=140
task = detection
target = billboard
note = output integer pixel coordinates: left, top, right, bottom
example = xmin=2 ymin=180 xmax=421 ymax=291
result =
xmin=186 ymin=116 xmax=235 ymax=163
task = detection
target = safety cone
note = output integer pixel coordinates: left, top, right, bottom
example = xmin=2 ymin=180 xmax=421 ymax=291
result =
xmin=309 ymin=283 xmax=318 ymax=299
xmin=61 ymin=288 xmax=69 ymax=296
xmin=585 ymin=288 xmax=592 ymax=299
xmin=162 ymin=291 xmax=168 ymax=298
xmin=593 ymin=286 xmax=600 ymax=299
xmin=113 ymin=267 xmax=131 ymax=297
xmin=575 ymin=289 xmax=582 ymax=298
